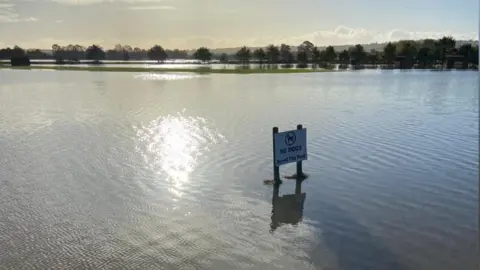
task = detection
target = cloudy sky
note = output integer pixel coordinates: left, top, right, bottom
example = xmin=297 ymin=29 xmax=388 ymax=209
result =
xmin=0 ymin=0 xmax=478 ymax=49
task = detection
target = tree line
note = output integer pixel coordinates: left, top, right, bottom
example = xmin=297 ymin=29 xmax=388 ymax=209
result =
xmin=0 ymin=36 xmax=478 ymax=69
xmin=0 ymin=44 xmax=190 ymax=63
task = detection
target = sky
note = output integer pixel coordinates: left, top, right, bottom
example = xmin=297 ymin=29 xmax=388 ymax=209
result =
xmin=0 ymin=0 xmax=478 ymax=49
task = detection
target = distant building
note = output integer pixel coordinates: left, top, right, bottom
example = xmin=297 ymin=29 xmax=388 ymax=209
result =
xmin=349 ymin=57 xmax=358 ymax=66
xmin=10 ymin=56 xmax=30 ymax=66
xmin=445 ymin=54 xmax=466 ymax=69
xmin=394 ymin=56 xmax=414 ymax=69
xmin=349 ymin=58 xmax=365 ymax=69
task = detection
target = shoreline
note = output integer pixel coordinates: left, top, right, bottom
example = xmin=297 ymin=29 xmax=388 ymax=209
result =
xmin=0 ymin=65 xmax=335 ymax=74
xmin=1 ymin=64 xmax=477 ymax=74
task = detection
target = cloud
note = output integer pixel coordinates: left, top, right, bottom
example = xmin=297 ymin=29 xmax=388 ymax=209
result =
xmin=126 ymin=5 xmax=175 ymax=10
xmin=49 ymin=0 xmax=168 ymax=4
xmin=0 ymin=16 xmax=38 ymax=23
xmin=164 ymin=26 xmax=478 ymax=49
xmin=283 ymin=26 xmax=478 ymax=46
xmin=0 ymin=2 xmax=38 ymax=23
xmin=0 ymin=3 xmax=15 ymax=8
xmin=23 ymin=17 xmax=37 ymax=22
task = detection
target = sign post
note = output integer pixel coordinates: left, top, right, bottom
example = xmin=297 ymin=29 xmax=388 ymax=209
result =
xmin=272 ymin=127 xmax=281 ymax=184
xmin=272 ymin=125 xmax=308 ymax=184
xmin=296 ymin=124 xmax=305 ymax=179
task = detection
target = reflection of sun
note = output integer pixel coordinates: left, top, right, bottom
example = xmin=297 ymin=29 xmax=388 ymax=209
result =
xmin=155 ymin=117 xmax=197 ymax=185
xmin=134 ymin=112 xmax=223 ymax=198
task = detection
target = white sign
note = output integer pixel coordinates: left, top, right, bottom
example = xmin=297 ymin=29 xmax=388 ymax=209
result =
xmin=273 ymin=128 xmax=307 ymax=166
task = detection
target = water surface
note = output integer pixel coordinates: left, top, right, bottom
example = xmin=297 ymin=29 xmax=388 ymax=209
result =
xmin=0 ymin=70 xmax=477 ymax=270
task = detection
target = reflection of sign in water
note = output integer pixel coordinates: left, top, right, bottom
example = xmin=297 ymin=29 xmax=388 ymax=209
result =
xmin=271 ymin=193 xmax=306 ymax=231
xmin=273 ymin=128 xmax=307 ymax=166
xmin=270 ymin=181 xmax=306 ymax=232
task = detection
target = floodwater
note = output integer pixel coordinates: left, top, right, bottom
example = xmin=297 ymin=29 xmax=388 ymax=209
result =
xmin=28 ymin=62 xmax=319 ymax=70
xmin=0 ymin=70 xmax=477 ymax=270
xmin=10 ymin=59 xmax=339 ymax=70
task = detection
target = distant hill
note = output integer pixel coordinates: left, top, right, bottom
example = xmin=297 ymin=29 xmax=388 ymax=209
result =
xmin=189 ymin=40 xmax=479 ymax=55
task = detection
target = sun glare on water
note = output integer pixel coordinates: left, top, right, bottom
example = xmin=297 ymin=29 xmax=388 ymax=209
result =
xmin=134 ymin=111 xmax=224 ymax=198
xmin=134 ymin=73 xmax=202 ymax=81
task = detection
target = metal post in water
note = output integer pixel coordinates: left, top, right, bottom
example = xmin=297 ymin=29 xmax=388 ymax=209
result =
xmin=273 ymin=127 xmax=281 ymax=184
xmin=296 ymin=124 xmax=304 ymax=179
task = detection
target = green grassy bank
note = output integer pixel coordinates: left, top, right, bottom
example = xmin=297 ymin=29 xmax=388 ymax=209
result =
xmin=0 ymin=65 xmax=334 ymax=74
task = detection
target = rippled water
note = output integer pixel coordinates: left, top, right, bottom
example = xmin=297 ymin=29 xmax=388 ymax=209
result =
xmin=0 ymin=70 xmax=477 ymax=270
xmin=19 ymin=59 xmax=334 ymax=70
xmin=30 ymin=63 xmax=319 ymax=70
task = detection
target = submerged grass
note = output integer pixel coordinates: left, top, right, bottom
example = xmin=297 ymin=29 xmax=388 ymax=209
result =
xmin=0 ymin=65 xmax=335 ymax=74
